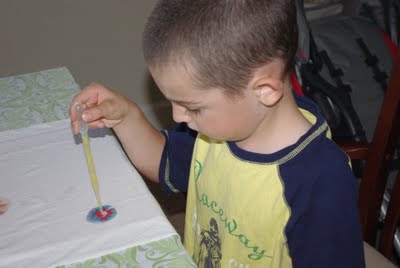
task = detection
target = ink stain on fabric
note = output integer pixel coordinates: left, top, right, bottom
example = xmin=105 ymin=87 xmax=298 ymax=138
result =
xmin=87 ymin=205 xmax=117 ymax=223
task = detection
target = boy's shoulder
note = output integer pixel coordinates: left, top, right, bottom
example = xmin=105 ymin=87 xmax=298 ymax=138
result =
xmin=295 ymin=95 xmax=351 ymax=169
xmin=293 ymin=124 xmax=349 ymax=167
xmin=284 ymin=132 xmax=356 ymax=192
xmin=278 ymin=94 xmax=354 ymax=185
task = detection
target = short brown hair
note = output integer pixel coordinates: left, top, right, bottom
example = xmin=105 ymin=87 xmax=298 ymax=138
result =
xmin=143 ymin=0 xmax=298 ymax=95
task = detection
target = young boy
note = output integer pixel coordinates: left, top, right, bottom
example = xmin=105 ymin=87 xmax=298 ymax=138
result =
xmin=70 ymin=0 xmax=365 ymax=267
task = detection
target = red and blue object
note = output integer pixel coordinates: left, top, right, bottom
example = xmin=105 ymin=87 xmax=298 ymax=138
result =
xmin=87 ymin=205 xmax=117 ymax=223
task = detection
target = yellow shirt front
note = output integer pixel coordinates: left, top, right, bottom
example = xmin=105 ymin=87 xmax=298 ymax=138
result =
xmin=184 ymin=135 xmax=292 ymax=267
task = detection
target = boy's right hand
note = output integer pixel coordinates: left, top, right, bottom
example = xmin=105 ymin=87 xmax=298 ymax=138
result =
xmin=70 ymin=83 xmax=165 ymax=182
xmin=69 ymin=83 xmax=130 ymax=135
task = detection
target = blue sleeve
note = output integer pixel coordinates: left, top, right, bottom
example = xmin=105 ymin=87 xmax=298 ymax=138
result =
xmin=158 ymin=123 xmax=197 ymax=193
xmin=284 ymin=142 xmax=365 ymax=268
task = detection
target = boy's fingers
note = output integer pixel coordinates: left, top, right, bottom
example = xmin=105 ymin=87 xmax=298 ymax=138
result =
xmin=82 ymin=106 xmax=103 ymax=123
xmin=68 ymin=83 xmax=117 ymax=133
xmin=70 ymin=82 xmax=107 ymax=113
xmin=70 ymin=96 xmax=89 ymax=121
xmin=70 ymin=120 xmax=80 ymax=135
xmin=92 ymin=99 xmax=122 ymax=120
xmin=82 ymin=100 xmax=115 ymax=121
xmin=86 ymin=120 xmax=106 ymax=129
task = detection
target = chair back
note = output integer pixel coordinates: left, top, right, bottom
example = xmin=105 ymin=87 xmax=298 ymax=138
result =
xmin=341 ymin=47 xmax=400 ymax=259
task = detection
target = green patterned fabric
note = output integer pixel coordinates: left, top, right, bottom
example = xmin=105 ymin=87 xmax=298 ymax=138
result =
xmin=0 ymin=67 xmax=80 ymax=131
xmin=57 ymin=235 xmax=196 ymax=268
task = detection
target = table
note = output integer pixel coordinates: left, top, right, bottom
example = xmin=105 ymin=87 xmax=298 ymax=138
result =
xmin=0 ymin=67 xmax=80 ymax=132
xmin=0 ymin=68 xmax=196 ymax=268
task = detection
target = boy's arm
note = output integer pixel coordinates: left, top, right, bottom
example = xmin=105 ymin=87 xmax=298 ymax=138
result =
xmin=113 ymin=101 xmax=165 ymax=183
xmin=70 ymin=83 xmax=165 ymax=183
xmin=158 ymin=124 xmax=197 ymax=193
xmin=286 ymin=160 xmax=365 ymax=268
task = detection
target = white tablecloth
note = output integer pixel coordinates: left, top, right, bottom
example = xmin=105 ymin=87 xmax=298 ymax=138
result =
xmin=0 ymin=119 xmax=178 ymax=268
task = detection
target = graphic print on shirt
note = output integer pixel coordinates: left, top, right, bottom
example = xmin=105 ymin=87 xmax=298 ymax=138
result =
xmin=197 ymin=218 xmax=222 ymax=268
xmin=185 ymin=140 xmax=294 ymax=267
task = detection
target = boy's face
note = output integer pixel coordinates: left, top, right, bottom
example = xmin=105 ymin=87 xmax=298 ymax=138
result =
xmin=149 ymin=63 xmax=269 ymax=142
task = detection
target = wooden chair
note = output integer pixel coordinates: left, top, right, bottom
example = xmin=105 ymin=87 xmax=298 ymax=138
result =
xmin=338 ymin=47 xmax=400 ymax=266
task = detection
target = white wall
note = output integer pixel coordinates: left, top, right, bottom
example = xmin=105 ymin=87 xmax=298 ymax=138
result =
xmin=0 ymin=0 xmax=174 ymax=128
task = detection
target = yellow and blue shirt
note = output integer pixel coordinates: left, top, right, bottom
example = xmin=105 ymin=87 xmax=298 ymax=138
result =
xmin=159 ymin=96 xmax=365 ymax=268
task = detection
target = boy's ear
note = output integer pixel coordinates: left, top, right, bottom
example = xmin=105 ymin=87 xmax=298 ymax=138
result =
xmin=254 ymin=78 xmax=284 ymax=107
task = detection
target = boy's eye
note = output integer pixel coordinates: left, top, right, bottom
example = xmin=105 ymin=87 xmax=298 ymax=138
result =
xmin=186 ymin=108 xmax=201 ymax=116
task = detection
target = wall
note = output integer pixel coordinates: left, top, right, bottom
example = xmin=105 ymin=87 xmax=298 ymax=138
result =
xmin=0 ymin=0 xmax=174 ymax=128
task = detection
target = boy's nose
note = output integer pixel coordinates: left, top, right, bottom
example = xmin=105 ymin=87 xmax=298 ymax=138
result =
xmin=171 ymin=103 xmax=191 ymax=123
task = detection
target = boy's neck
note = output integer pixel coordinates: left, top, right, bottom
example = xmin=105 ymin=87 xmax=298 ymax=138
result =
xmin=236 ymin=91 xmax=312 ymax=154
